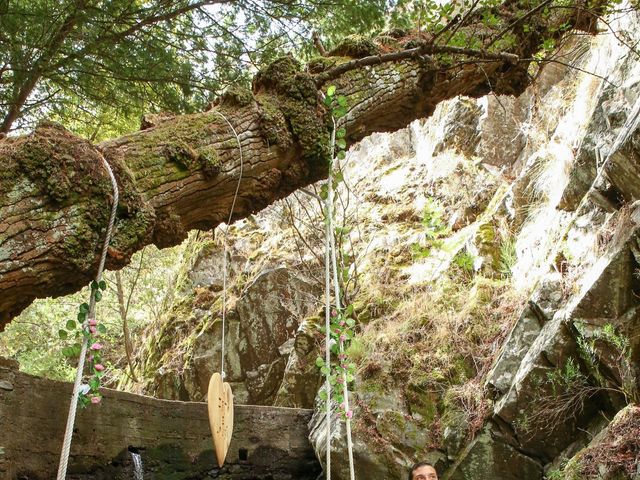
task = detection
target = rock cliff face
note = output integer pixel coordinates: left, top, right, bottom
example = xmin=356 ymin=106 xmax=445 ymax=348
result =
xmin=136 ymin=9 xmax=640 ymax=480
xmin=306 ymin=10 xmax=640 ymax=480
xmin=138 ymin=236 xmax=324 ymax=407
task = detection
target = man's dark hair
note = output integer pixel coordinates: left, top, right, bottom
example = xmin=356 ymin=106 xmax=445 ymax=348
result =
xmin=409 ymin=462 xmax=436 ymax=480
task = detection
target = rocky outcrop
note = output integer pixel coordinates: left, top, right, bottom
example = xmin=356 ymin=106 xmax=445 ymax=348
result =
xmin=443 ymin=11 xmax=640 ymax=479
xmin=559 ymin=404 xmax=640 ymax=479
xmin=237 ymin=267 xmax=320 ymax=405
xmin=274 ymin=320 xmax=323 ymax=408
xmin=444 ymin=425 xmax=543 ymax=480
xmin=140 ymin=236 xmax=322 ymax=406
xmin=306 ymin=8 xmax=640 ymax=480
xmin=0 ymin=357 xmax=320 ymax=480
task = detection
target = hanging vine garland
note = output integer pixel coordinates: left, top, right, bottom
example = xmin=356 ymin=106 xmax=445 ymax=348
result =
xmin=56 ymin=152 xmax=119 ymax=480
xmin=316 ymin=85 xmax=357 ymax=480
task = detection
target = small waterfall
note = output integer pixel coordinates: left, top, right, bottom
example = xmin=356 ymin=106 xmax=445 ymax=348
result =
xmin=129 ymin=450 xmax=144 ymax=480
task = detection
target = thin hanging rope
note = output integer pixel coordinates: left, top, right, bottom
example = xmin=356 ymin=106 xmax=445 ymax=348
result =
xmin=324 ymin=159 xmax=333 ymax=480
xmin=57 ymin=152 xmax=119 ymax=480
xmin=213 ymin=110 xmax=244 ymax=380
xmin=327 ymin=117 xmax=356 ymax=480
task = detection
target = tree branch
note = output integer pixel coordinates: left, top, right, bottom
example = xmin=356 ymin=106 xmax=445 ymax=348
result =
xmin=0 ymin=0 xmax=620 ymax=329
xmin=312 ymin=31 xmax=328 ymax=57
xmin=314 ymin=44 xmax=519 ymax=87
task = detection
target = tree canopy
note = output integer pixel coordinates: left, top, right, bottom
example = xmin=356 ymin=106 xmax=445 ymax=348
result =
xmin=0 ymin=0 xmax=393 ymax=136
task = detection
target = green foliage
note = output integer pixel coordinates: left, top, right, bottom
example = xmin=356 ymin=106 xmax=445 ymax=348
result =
xmin=454 ymin=250 xmax=476 ymax=273
xmin=0 ymin=0 xmax=393 ymax=135
xmin=599 ymin=323 xmax=630 ymax=352
xmin=345 ymin=337 xmax=366 ymax=363
xmin=575 ymin=323 xmax=638 ymax=402
xmin=387 ymin=0 xmax=460 ymax=31
xmin=0 ymin=1 xmax=207 ymax=132
xmin=0 ymin=240 xmax=193 ymax=390
xmin=498 ymin=237 xmax=517 ymax=277
xmin=1 ymin=0 xmax=621 ymax=136
xmin=421 ymin=197 xmax=448 ymax=237
xmin=545 ymin=357 xmax=587 ymax=397
xmin=545 ymin=469 xmax=564 ymax=480
xmin=315 ymin=86 xmax=359 ymax=421
xmin=315 ymin=305 xmax=358 ymax=417
xmin=0 ymin=288 xmax=86 ymax=381
xmin=411 ymin=197 xmax=449 ymax=260
xmin=354 ymin=272 xmax=523 ymax=443
xmin=526 ymin=323 xmax=638 ymax=434
xmin=411 ymin=242 xmax=435 ymax=259
xmin=49 ymin=102 xmax=141 ymax=143
xmin=324 ymin=86 xmax=349 ymax=123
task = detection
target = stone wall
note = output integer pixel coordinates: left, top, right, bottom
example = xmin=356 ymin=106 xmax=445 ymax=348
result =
xmin=0 ymin=358 xmax=320 ymax=479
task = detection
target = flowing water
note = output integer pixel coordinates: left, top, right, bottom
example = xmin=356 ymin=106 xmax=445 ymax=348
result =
xmin=130 ymin=451 xmax=144 ymax=480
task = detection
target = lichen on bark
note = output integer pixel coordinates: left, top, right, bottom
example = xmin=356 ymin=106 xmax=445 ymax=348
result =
xmin=4 ymin=122 xmax=115 ymax=272
xmin=254 ymin=56 xmax=332 ymax=178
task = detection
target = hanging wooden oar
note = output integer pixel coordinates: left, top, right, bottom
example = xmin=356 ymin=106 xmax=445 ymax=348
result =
xmin=207 ymin=109 xmax=240 ymax=469
xmin=207 ymin=372 xmax=234 ymax=467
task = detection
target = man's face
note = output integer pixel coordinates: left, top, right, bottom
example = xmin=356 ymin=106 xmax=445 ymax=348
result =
xmin=412 ymin=465 xmax=438 ymax=480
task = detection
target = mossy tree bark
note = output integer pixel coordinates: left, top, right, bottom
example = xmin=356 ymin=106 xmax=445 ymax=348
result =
xmin=0 ymin=0 xmax=608 ymax=328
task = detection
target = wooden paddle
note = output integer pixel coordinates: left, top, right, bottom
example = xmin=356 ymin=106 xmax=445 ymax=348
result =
xmin=207 ymin=372 xmax=234 ymax=467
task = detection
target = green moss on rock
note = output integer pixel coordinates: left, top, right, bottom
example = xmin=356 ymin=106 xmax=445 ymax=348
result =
xmin=406 ymin=387 xmax=439 ymax=424
xmin=329 ymin=35 xmax=380 ymax=58
xmin=219 ymin=84 xmax=255 ymax=108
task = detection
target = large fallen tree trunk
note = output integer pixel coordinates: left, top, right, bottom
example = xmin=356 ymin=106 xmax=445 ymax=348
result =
xmin=0 ymin=0 xmax=607 ymax=328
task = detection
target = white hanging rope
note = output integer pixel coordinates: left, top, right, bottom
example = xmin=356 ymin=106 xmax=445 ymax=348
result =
xmin=327 ymin=136 xmax=356 ymax=480
xmin=213 ymin=110 xmax=244 ymax=380
xmin=324 ymin=170 xmax=333 ymax=480
xmin=326 ymin=117 xmax=356 ymax=480
xmin=322 ymin=112 xmax=356 ymax=480
xmin=57 ymin=152 xmax=119 ymax=480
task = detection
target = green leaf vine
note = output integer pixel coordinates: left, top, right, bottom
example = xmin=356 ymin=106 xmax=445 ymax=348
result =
xmin=59 ymin=280 xmax=108 ymax=407
xmin=316 ymin=85 xmax=357 ymax=421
